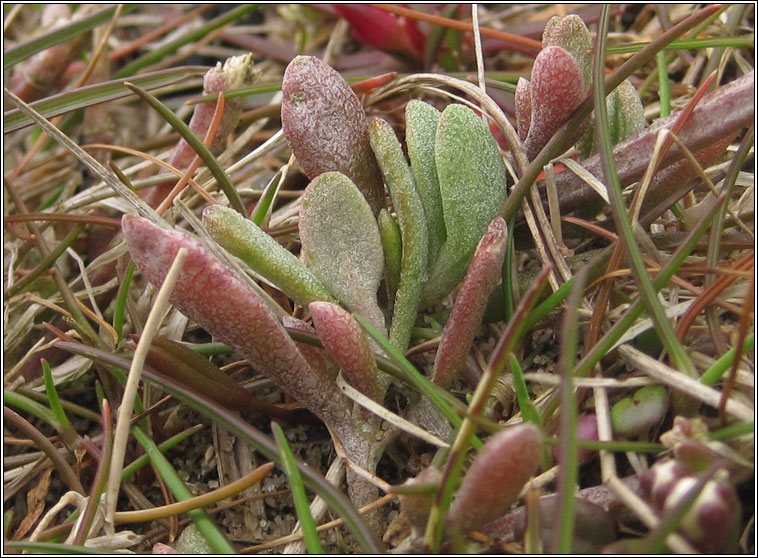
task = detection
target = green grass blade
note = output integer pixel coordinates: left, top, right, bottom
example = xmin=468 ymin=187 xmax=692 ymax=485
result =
xmin=121 ymin=424 xmax=204 ymax=481
xmin=509 ymin=355 xmax=542 ymax=428
xmin=593 ymin=6 xmax=697 ymax=380
xmin=124 ymin=82 xmax=246 ymax=216
xmin=353 ymin=313 xmax=475 ymax=446
xmin=4 ymin=67 xmax=206 ymax=133
xmin=4 ymin=389 xmax=60 ymax=429
xmin=114 ymin=5 xmax=259 ymax=78
xmin=272 ymin=422 xmax=324 ymax=554
xmin=55 ymin=341 xmax=383 ymax=553
xmin=606 ymin=35 xmax=754 ymax=55
xmin=41 ymin=359 xmax=72 ymax=433
xmin=113 ymin=262 xmax=135 ymax=344
xmin=131 ymin=425 xmax=236 ymax=554
xmin=3 ymin=5 xmax=137 ymax=70
xmin=709 ymin=421 xmax=754 ymax=441
xmin=700 ymin=333 xmax=754 ymax=386
xmin=5 ymin=223 xmax=84 ymax=300
xmin=656 ymin=51 xmax=671 ymax=118
xmin=552 ymin=267 xmax=587 ymax=554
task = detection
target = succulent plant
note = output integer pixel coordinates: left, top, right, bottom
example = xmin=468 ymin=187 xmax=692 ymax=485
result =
xmin=610 ymin=385 xmax=669 ymax=437
xmin=446 ymin=423 xmax=543 ymax=534
xmin=281 ymin=55 xmax=385 ymax=215
xmin=640 ymin=459 xmax=741 ymax=553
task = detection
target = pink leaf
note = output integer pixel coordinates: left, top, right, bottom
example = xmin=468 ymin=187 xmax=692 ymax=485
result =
xmin=515 ymin=77 xmax=532 ymax=142
xmin=121 ymin=215 xmax=351 ymax=430
xmin=310 ymin=301 xmax=383 ymax=402
xmin=447 ymin=423 xmax=543 ymax=534
xmin=281 ymin=56 xmax=385 ymax=215
xmin=432 ymin=217 xmax=507 ymax=390
xmin=524 ymin=45 xmax=586 ymax=159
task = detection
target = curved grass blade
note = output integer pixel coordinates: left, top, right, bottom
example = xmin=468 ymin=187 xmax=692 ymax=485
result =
xmin=41 ymin=359 xmax=72 ymax=434
xmin=124 ymin=82 xmax=246 ymax=216
xmin=4 ymin=5 xmax=136 ymax=70
xmin=121 ymin=425 xmax=204 ymax=481
xmin=56 ymin=341 xmax=384 ymax=554
xmin=593 ymin=6 xmax=696 ymax=379
xmin=501 ymin=4 xmax=723 ymax=223
xmin=131 ymin=425 xmax=236 ymax=554
xmin=4 ymin=67 xmax=206 ymax=133
xmin=272 ymin=422 xmax=324 ymax=554
xmin=113 ymin=5 xmax=259 ymax=78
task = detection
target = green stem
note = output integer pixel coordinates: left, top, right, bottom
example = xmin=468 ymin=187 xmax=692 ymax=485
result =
xmin=593 ymin=6 xmax=696 ymax=380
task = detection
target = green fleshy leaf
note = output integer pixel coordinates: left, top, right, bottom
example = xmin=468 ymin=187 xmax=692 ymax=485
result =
xmin=299 ymin=172 xmax=386 ymax=333
xmin=423 ymin=104 xmax=509 ymax=307
xmin=203 ymin=205 xmax=334 ymax=307
xmin=610 ymin=385 xmax=670 ymax=437
xmin=609 ymin=79 xmax=646 ymax=144
xmin=542 ymin=15 xmax=593 ymax=89
xmin=378 ymin=209 xmax=402 ymax=305
xmin=406 ymin=100 xmax=445 ymax=268
xmin=369 ymin=117 xmax=428 ymax=351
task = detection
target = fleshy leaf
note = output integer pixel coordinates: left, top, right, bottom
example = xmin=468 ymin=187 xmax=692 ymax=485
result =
xmin=369 ymin=117 xmax=428 ymax=351
xmin=523 ymin=45 xmax=586 ymax=160
xmin=138 ymin=335 xmax=300 ymax=421
xmin=203 ymin=205 xmax=334 ymax=308
xmin=378 ymin=208 xmax=402 ymax=305
xmin=542 ymin=15 xmax=592 ymax=89
xmin=432 ymin=217 xmax=507 ymax=389
xmin=299 ymin=172 xmax=386 ymax=334
xmin=406 ymin=100 xmax=445 ymax=268
xmin=121 ymin=215 xmax=352 ymax=430
xmin=422 ymin=103 xmax=509 ymax=307
xmin=447 ymin=423 xmax=543 ymax=534
xmin=515 ymin=77 xmax=532 ymax=142
xmin=310 ymin=301 xmax=383 ymax=403
xmin=578 ymin=79 xmax=647 ymax=157
xmin=609 ymin=79 xmax=646 ymax=144
xmin=610 ymin=385 xmax=670 ymax=437
xmin=281 ymin=56 xmax=385 ymax=215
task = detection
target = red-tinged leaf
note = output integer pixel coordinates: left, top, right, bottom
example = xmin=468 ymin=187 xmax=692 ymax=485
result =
xmin=333 ymin=4 xmax=426 ymax=62
xmin=515 ymin=77 xmax=532 ymax=142
xmin=310 ymin=301 xmax=382 ymax=402
xmin=132 ymin=335 xmax=308 ymax=422
xmin=145 ymin=54 xmax=258 ymax=206
xmin=447 ymin=423 xmax=543 ymax=534
xmin=524 ymin=45 xmax=586 ymax=159
xmin=281 ymin=56 xmax=385 ymax=215
xmin=121 ymin=215 xmax=352 ymax=430
xmin=432 ymin=217 xmax=507 ymax=390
